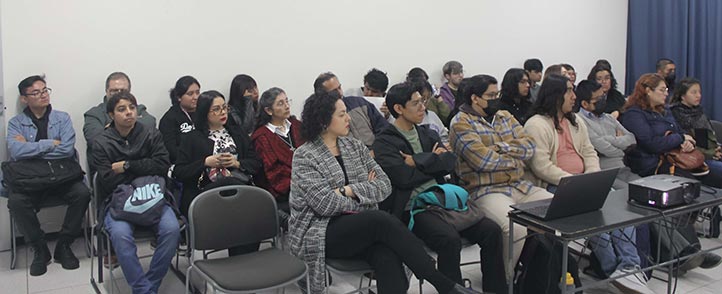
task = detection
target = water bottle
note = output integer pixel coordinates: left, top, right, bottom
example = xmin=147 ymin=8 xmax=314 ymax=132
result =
xmin=563 ymin=272 xmax=575 ymax=293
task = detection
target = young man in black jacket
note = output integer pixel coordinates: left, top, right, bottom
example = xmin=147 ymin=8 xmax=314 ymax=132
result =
xmin=372 ymin=82 xmax=507 ymax=294
xmin=92 ymin=91 xmax=179 ymax=294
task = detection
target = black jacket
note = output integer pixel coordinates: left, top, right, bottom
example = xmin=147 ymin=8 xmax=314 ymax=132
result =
xmin=92 ymin=122 xmax=171 ymax=203
xmin=173 ymin=128 xmax=261 ymax=190
xmin=158 ymin=105 xmax=194 ymax=163
xmin=372 ymin=124 xmax=456 ymax=218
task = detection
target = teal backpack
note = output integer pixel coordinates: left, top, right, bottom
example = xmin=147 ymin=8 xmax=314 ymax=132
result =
xmin=408 ymin=184 xmax=470 ymax=230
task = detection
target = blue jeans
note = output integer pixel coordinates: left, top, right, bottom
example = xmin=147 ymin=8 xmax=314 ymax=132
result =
xmin=105 ymin=205 xmax=180 ymax=294
xmin=588 ymin=226 xmax=641 ymax=276
xmin=702 ymin=159 xmax=722 ymax=188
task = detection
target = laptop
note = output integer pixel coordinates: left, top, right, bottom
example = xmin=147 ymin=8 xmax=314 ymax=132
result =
xmin=511 ymin=168 xmax=619 ymax=220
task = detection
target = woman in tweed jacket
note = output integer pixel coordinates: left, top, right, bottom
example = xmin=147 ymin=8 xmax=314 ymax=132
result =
xmin=289 ymin=90 xmax=480 ymax=294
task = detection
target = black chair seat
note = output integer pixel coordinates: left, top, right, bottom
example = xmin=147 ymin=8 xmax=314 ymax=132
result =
xmin=326 ymin=258 xmax=373 ymax=273
xmin=194 ymin=248 xmax=306 ymax=291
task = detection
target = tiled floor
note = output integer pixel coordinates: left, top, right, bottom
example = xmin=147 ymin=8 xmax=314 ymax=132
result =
xmin=2 ymin=237 xmax=722 ymax=293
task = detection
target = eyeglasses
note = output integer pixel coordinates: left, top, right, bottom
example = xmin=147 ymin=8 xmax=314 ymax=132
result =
xmin=107 ymin=88 xmax=128 ymax=95
xmin=275 ymin=98 xmax=293 ymax=107
xmin=482 ymin=91 xmax=501 ymax=100
xmin=24 ymin=88 xmax=52 ymax=98
xmin=210 ymin=104 xmax=229 ymax=115
xmin=656 ymin=87 xmax=669 ymax=93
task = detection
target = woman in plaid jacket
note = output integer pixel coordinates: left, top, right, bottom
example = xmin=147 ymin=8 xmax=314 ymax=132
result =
xmin=288 ymin=90 xmax=481 ymax=294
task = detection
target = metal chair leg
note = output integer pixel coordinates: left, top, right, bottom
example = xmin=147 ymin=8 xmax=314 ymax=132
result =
xmin=10 ymin=215 xmax=17 ymax=270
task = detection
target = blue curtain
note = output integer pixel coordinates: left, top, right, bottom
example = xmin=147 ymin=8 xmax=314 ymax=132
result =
xmin=626 ymin=0 xmax=721 ymax=120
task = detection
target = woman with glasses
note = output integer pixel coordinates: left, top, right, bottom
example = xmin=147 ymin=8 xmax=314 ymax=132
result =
xmin=159 ymin=76 xmax=200 ymax=164
xmin=227 ymin=74 xmax=260 ymax=135
xmin=251 ymin=87 xmax=304 ymax=219
xmin=587 ymin=64 xmax=625 ymax=119
xmin=174 ymin=91 xmax=262 ymax=255
xmin=289 ymin=90 xmax=482 ymax=294
xmin=524 ymin=74 xmax=600 ymax=192
xmin=499 ymin=68 xmax=533 ymax=125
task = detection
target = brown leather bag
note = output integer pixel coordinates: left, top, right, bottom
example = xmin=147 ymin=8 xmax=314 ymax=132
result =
xmin=658 ymin=149 xmax=709 ymax=176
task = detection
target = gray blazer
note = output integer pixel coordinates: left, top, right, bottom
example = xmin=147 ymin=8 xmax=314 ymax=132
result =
xmin=288 ymin=136 xmax=391 ymax=293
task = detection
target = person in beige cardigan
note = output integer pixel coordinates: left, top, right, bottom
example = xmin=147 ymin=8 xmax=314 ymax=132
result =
xmin=524 ymin=74 xmax=600 ymax=189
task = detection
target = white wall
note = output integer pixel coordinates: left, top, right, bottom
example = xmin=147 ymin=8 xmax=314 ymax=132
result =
xmin=1 ymin=0 xmax=628 ymax=167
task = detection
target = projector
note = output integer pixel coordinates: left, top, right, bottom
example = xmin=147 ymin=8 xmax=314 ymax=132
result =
xmin=628 ymin=175 xmax=701 ymax=208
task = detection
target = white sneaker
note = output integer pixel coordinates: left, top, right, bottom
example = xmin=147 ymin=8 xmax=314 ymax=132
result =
xmin=610 ymin=267 xmax=655 ymax=294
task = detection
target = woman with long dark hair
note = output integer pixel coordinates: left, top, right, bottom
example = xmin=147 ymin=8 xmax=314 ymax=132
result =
xmin=288 ymin=90 xmax=480 ymax=294
xmin=159 ymin=76 xmax=199 ymax=163
xmin=588 ymin=64 xmax=625 ymax=118
xmin=499 ymin=68 xmax=532 ymax=125
xmin=227 ymin=74 xmax=259 ymax=135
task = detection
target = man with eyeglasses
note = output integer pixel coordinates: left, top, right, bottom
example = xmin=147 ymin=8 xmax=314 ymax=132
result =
xmin=6 ymin=75 xmax=91 ymax=276
xmin=313 ymin=72 xmax=389 ymax=149
xmin=449 ymin=74 xmax=552 ymax=278
xmin=373 ymin=81 xmax=508 ymax=294
xmin=83 ymin=72 xmax=156 ymax=176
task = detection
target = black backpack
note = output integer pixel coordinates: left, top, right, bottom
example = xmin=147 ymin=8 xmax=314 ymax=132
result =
xmin=514 ymin=234 xmax=583 ymax=294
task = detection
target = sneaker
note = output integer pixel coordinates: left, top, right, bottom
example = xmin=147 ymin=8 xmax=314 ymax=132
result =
xmin=700 ymin=253 xmax=722 ymax=269
xmin=677 ymin=251 xmax=705 ymax=273
xmin=610 ymin=267 xmax=655 ymax=294
xmin=30 ymin=242 xmax=52 ymax=276
xmin=53 ymin=240 xmax=80 ymax=270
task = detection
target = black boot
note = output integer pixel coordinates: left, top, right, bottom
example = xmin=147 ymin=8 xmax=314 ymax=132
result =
xmin=30 ymin=241 xmax=52 ymax=276
xmin=54 ymin=239 xmax=79 ymax=270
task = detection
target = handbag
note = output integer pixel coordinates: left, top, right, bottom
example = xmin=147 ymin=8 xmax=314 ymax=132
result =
xmin=659 ymin=149 xmax=708 ymax=176
xmin=199 ymin=168 xmax=252 ymax=191
xmin=1 ymin=157 xmax=84 ymax=193
xmin=409 ymin=184 xmax=485 ymax=231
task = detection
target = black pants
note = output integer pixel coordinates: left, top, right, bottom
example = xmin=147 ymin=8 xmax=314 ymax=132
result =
xmin=325 ymin=210 xmax=456 ymax=294
xmin=408 ymin=211 xmax=507 ymax=293
xmin=7 ymin=180 xmax=90 ymax=245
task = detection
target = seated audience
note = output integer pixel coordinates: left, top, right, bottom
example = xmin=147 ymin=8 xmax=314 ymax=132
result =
xmin=251 ymin=87 xmax=304 ymax=211
xmin=7 ymin=75 xmax=90 ymax=276
xmin=407 ymin=67 xmax=451 ymax=124
xmin=373 ymin=82 xmax=507 ymax=293
xmin=588 ymin=64 xmax=625 ymax=118
xmin=525 ymin=74 xmax=600 ymax=191
xmin=227 ymin=74 xmax=260 ymax=135
xmin=313 ymin=72 xmax=388 ymax=148
xmin=499 ymin=68 xmax=533 ymax=125
xmin=439 ymin=61 xmax=465 ymax=110
xmin=449 ymin=74 xmax=552 ymax=276
xmin=669 ymin=77 xmax=722 ymax=186
xmin=576 ymin=80 xmax=640 ymax=190
xmin=159 ymin=75 xmax=200 ymax=164
xmin=288 ymin=90 xmax=481 ymax=294
xmin=527 ymin=76 xmax=651 ymax=293
xmin=84 ymin=72 xmax=156 ymax=175
xmin=344 ymin=68 xmax=391 ymax=119
xmin=523 ymin=58 xmax=543 ymax=103
xmin=174 ymin=91 xmax=261 ymax=216
xmin=621 ymin=73 xmax=722 ymax=274
xmin=92 ymin=91 xmax=180 ymax=294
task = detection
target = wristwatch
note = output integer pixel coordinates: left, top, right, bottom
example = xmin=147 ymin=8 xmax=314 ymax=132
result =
xmin=123 ymin=161 xmax=130 ymax=171
xmin=339 ymin=186 xmax=347 ymax=197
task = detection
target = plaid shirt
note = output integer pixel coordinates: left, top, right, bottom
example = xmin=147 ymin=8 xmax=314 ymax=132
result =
xmin=449 ymin=108 xmax=535 ymax=199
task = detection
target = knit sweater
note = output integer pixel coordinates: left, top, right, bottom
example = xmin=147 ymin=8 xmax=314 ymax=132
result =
xmin=524 ymin=113 xmax=600 ymax=186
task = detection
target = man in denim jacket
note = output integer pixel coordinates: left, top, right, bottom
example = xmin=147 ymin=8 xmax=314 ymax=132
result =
xmin=6 ymin=75 xmax=90 ymax=276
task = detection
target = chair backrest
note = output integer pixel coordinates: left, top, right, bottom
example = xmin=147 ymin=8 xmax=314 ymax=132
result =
xmin=188 ymin=185 xmax=278 ymax=251
xmin=711 ymin=120 xmax=722 ymax=144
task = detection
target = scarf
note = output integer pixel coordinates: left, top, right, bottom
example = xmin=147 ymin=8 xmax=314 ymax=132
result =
xmin=670 ymin=102 xmax=712 ymax=131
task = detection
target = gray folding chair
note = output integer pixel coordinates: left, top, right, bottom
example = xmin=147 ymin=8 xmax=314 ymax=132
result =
xmin=325 ymin=258 xmax=376 ymax=294
xmin=185 ymin=185 xmax=309 ymax=293
xmin=710 ymin=120 xmax=722 ymax=144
